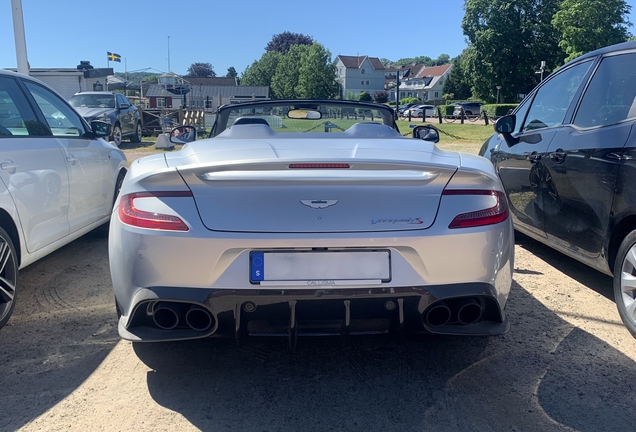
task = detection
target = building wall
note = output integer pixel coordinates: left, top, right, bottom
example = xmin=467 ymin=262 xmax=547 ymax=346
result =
xmin=336 ymin=58 xmax=385 ymax=99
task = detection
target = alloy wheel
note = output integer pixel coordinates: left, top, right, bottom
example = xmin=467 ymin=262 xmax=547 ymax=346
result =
xmin=619 ymin=245 xmax=636 ymax=325
xmin=0 ymin=234 xmax=18 ymax=326
xmin=112 ymin=125 xmax=122 ymax=147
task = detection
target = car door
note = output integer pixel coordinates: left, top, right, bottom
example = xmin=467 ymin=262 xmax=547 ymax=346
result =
xmin=116 ymin=93 xmax=134 ymax=135
xmin=542 ymin=52 xmax=636 ymax=261
xmin=0 ymin=76 xmax=70 ymax=253
xmin=23 ymin=80 xmax=112 ymax=232
xmin=493 ymin=60 xmax=594 ymax=239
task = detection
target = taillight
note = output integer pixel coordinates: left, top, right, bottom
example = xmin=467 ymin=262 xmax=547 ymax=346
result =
xmin=118 ymin=191 xmax=192 ymax=231
xmin=442 ymin=190 xmax=509 ymax=229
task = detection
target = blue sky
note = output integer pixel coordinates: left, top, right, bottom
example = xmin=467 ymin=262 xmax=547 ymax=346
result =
xmin=2 ymin=0 xmax=636 ymax=76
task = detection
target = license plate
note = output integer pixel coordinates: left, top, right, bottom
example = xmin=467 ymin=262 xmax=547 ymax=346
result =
xmin=250 ymin=250 xmax=391 ymax=286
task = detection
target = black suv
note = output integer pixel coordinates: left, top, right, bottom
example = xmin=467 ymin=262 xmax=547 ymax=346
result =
xmin=68 ymin=92 xmax=142 ymax=146
xmin=479 ymin=41 xmax=636 ymax=337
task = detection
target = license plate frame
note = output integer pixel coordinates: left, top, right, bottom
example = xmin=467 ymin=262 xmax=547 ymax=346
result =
xmin=250 ymin=250 xmax=391 ymax=286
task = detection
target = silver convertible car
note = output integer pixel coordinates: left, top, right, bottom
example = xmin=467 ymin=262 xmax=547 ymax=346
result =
xmin=109 ymin=100 xmax=514 ymax=346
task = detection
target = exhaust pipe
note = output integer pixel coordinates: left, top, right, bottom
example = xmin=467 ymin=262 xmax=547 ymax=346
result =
xmin=185 ymin=305 xmax=214 ymax=331
xmin=457 ymin=297 xmax=483 ymax=325
xmin=425 ymin=302 xmax=451 ymax=327
xmin=153 ymin=302 xmax=180 ymax=330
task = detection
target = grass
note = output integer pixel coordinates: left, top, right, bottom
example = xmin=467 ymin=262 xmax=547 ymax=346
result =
xmin=121 ymin=119 xmax=494 ymax=162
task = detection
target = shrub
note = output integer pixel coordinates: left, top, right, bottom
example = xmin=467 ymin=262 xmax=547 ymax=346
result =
xmin=437 ymin=105 xmax=456 ymax=116
xmin=359 ymin=92 xmax=372 ymax=102
xmin=482 ymin=104 xmax=519 ymax=118
xmin=400 ymin=97 xmax=419 ymax=105
xmin=373 ymin=90 xmax=389 ymax=103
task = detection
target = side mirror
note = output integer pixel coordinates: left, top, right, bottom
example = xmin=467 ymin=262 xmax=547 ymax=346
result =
xmin=91 ymin=120 xmax=111 ymax=139
xmin=169 ymin=125 xmax=197 ymax=144
xmin=494 ymin=115 xmax=519 ymax=146
xmin=413 ymin=125 xmax=439 ymax=143
xmin=119 ymin=103 xmax=130 ymax=110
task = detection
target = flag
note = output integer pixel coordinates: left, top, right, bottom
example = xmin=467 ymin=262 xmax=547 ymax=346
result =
xmin=107 ymin=52 xmax=121 ymax=62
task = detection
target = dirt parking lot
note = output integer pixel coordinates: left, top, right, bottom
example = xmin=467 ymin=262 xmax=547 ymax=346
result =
xmin=2 ymin=144 xmax=636 ymax=432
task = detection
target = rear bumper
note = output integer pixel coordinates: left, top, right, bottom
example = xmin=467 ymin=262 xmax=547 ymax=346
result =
xmin=118 ymin=282 xmax=509 ymax=343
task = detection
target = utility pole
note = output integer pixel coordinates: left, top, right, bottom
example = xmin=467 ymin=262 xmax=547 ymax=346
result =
xmin=10 ymin=0 xmax=29 ymax=75
xmin=167 ymin=36 xmax=171 ymax=72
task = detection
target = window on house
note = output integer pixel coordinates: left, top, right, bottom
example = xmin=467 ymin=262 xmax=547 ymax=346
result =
xmin=361 ymin=81 xmax=365 ymax=85
xmin=366 ymin=81 xmax=369 ymax=85
xmin=435 ymin=92 xmax=439 ymax=98
xmin=157 ymin=98 xmax=166 ymax=108
xmin=361 ymin=68 xmax=366 ymax=74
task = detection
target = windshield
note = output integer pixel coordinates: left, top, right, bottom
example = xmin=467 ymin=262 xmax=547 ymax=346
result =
xmin=69 ymin=94 xmax=116 ymax=109
xmin=212 ymin=100 xmax=397 ymax=137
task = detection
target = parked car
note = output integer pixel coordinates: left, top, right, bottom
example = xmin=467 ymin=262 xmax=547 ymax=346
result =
xmin=453 ymin=102 xmax=482 ymax=117
xmin=478 ymin=41 xmax=636 ymax=338
xmin=0 ymin=69 xmax=128 ymax=329
xmin=68 ymin=91 xmax=142 ymax=146
xmin=406 ymin=104 xmax=436 ymax=118
xmin=109 ymin=99 xmax=514 ymax=347
xmin=398 ymin=103 xmax=418 ymax=115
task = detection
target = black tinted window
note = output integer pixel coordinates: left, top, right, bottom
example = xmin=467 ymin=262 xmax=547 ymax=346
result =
xmin=574 ymin=53 xmax=636 ymax=128
xmin=523 ymin=60 xmax=592 ymax=132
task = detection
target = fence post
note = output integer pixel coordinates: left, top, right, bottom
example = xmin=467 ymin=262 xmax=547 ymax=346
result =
xmin=437 ymin=107 xmax=442 ymax=124
xmin=460 ymin=107 xmax=465 ymax=124
xmin=483 ymin=110 xmax=489 ymax=126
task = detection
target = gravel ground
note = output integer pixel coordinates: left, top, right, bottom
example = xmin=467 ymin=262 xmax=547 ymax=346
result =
xmin=1 ymin=143 xmax=635 ymax=432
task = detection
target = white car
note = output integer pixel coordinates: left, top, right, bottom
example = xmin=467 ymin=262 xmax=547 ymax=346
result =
xmin=406 ymin=104 xmax=436 ymax=118
xmin=0 ymin=69 xmax=128 ymax=329
xmin=109 ymin=100 xmax=514 ymax=348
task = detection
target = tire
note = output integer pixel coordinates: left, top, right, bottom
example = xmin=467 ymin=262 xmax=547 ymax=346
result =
xmin=110 ymin=123 xmax=122 ymax=147
xmin=130 ymin=121 xmax=142 ymax=144
xmin=0 ymin=226 xmax=19 ymax=330
xmin=613 ymin=229 xmax=636 ymax=338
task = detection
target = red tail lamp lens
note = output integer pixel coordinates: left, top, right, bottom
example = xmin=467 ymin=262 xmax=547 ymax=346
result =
xmin=119 ymin=191 xmax=192 ymax=231
xmin=289 ymin=163 xmax=350 ymax=169
xmin=443 ymin=190 xmax=509 ymax=229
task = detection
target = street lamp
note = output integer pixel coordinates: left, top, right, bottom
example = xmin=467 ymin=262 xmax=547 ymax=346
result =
xmin=496 ymin=85 xmax=502 ymax=104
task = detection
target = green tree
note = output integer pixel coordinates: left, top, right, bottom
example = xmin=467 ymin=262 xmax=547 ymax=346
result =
xmin=265 ymin=31 xmax=314 ymax=54
xmin=186 ymin=62 xmax=216 ymax=77
xmin=226 ymin=67 xmax=238 ymax=78
xmin=240 ymin=51 xmax=282 ymax=91
xmin=462 ymin=0 xmax=564 ymax=103
xmin=553 ymin=0 xmax=632 ymax=62
xmin=296 ymin=43 xmax=338 ymax=99
xmin=358 ymin=91 xmax=372 ymax=102
xmin=442 ymin=52 xmax=472 ymax=100
xmin=271 ymin=45 xmax=307 ymax=99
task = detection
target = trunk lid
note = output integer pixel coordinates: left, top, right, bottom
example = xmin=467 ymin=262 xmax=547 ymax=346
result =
xmin=170 ymin=139 xmax=460 ymax=233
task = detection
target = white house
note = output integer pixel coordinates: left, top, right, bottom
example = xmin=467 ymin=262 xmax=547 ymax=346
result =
xmin=335 ymin=55 xmax=386 ymax=99
xmin=389 ymin=64 xmax=452 ymax=102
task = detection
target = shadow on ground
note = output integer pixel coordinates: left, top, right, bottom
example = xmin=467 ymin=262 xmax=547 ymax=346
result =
xmin=0 ymin=230 xmax=119 ymax=432
xmin=134 ymin=254 xmax=635 ymax=432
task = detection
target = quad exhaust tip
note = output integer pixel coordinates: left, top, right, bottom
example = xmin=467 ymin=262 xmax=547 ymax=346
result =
xmin=152 ymin=302 xmax=216 ymax=332
xmin=424 ymin=297 xmax=483 ymax=327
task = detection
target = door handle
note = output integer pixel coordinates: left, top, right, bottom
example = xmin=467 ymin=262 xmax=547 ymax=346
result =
xmin=526 ymin=152 xmax=541 ymax=164
xmin=0 ymin=161 xmax=17 ymax=171
xmin=549 ymin=148 xmax=566 ymax=163
xmin=66 ymin=156 xmax=78 ymax=165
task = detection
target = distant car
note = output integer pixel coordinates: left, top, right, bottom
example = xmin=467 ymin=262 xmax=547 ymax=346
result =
xmin=453 ymin=102 xmax=482 ymax=117
xmin=406 ymin=104 xmax=435 ymax=118
xmin=398 ymin=103 xmax=418 ymax=115
xmin=0 ymin=69 xmax=128 ymax=329
xmin=479 ymin=40 xmax=636 ymax=338
xmin=109 ymin=99 xmax=514 ymax=346
xmin=68 ymin=91 xmax=142 ymax=146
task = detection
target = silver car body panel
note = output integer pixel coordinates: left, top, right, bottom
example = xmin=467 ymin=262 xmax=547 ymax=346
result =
xmin=110 ymin=127 xmax=514 ymax=341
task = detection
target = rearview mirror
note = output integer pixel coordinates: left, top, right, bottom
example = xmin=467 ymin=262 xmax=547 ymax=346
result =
xmin=494 ymin=115 xmax=519 ymax=146
xmin=169 ymin=125 xmax=197 ymax=144
xmin=287 ymin=109 xmax=322 ymax=120
xmin=413 ymin=125 xmax=439 ymax=143
xmin=91 ymin=120 xmax=111 ymax=139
